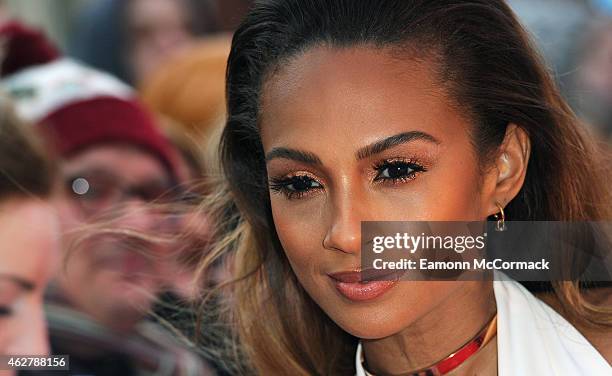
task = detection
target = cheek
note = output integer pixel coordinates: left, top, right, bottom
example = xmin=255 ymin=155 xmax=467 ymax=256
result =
xmin=57 ymin=199 xmax=85 ymax=230
xmin=338 ymin=281 xmax=464 ymax=339
xmin=0 ymin=318 xmax=10 ymax=350
xmin=407 ymin=150 xmax=484 ymax=220
xmin=270 ymin=196 xmax=326 ymax=275
xmin=0 ymin=296 xmax=48 ymax=355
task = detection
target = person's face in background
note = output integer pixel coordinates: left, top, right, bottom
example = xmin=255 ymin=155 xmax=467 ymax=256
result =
xmin=126 ymin=0 xmax=194 ymax=83
xmin=0 ymin=199 xmax=60 ymax=356
xmin=56 ymin=144 xmax=175 ymax=333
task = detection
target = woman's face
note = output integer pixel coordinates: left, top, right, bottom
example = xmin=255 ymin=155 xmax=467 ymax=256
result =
xmin=127 ymin=0 xmax=193 ymax=82
xmin=260 ymin=46 xmax=503 ymax=339
xmin=0 ymin=198 xmax=60 ymax=355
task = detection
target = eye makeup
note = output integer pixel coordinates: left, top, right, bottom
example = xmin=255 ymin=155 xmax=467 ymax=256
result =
xmin=268 ymin=153 xmax=431 ymax=201
xmin=371 ymin=157 xmax=427 ymax=185
xmin=269 ymin=172 xmax=324 ymax=200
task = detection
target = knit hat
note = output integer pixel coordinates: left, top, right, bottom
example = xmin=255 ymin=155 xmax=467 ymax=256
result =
xmin=0 ymin=21 xmax=60 ymax=77
xmin=0 ymin=21 xmax=178 ymax=176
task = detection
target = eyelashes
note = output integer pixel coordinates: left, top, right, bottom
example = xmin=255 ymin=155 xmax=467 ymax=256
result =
xmin=372 ymin=158 xmax=426 ymax=184
xmin=269 ymin=174 xmax=323 ymax=200
xmin=269 ymin=158 xmax=427 ymax=200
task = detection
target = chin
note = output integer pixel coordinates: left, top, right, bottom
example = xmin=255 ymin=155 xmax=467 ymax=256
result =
xmin=320 ymin=299 xmax=414 ymax=340
xmin=302 ymin=278 xmax=420 ymax=340
xmin=334 ymin=311 xmax=409 ymax=339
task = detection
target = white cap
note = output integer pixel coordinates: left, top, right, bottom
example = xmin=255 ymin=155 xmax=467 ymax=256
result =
xmin=2 ymin=58 xmax=133 ymax=123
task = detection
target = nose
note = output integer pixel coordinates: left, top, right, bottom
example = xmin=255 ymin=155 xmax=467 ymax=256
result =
xmin=116 ymin=200 xmax=161 ymax=232
xmin=322 ymin=190 xmax=366 ymax=254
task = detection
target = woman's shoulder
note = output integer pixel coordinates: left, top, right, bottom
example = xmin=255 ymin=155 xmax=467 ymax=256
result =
xmin=493 ymin=278 xmax=611 ymax=373
xmin=535 ymin=287 xmax=612 ymax=365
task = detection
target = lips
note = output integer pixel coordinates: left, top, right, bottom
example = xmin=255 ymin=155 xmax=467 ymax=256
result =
xmin=328 ymin=268 xmax=403 ymax=302
xmin=329 ymin=268 xmax=405 ymax=282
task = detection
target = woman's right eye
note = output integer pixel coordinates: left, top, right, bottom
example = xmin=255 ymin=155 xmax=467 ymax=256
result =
xmin=269 ymin=175 xmax=323 ymax=199
xmin=0 ymin=306 xmax=12 ymax=317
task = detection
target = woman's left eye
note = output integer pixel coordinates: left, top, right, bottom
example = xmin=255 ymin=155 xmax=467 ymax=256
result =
xmin=374 ymin=160 xmax=426 ymax=183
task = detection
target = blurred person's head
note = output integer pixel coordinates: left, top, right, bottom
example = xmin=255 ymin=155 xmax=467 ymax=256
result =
xmin=140 ymin=35 xmax=231 ymax=142
xmin=0 ymin=99 xmax=60 ymax=357
xmin=125 ymin=0 xmax=195 ymax=83
xmin=69 ymin=0 xmax=218 ymax=85
xmin=1 ymin=25 xmax=182 ymax=334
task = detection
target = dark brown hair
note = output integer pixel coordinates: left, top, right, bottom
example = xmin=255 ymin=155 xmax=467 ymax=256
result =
xmin=200 ymin=1 xmax=611 ymax=374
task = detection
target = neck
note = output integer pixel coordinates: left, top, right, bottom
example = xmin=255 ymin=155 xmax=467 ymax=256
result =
xmin=362 ymin=280 xmax=496 ymax=375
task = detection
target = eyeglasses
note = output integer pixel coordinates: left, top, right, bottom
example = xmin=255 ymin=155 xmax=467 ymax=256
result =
xmin=64 ymin=171 xmax=184 ymax=215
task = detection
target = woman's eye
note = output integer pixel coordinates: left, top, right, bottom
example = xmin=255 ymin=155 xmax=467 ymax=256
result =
xmin=0 ymin=306 xmax=12 ymax=317
xmin=270 ymin=175 xmax=322 ymax=199
xmin=374 ymin=160 xmax=425 ymax=183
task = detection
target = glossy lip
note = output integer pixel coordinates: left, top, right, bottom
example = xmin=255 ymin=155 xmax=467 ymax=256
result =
xmin=328 ymin=268 xmax=405 ymax=302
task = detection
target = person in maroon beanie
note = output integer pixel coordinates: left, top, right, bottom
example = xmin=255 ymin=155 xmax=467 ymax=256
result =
xmin=1 ymin=22 xmax=211 ymax=376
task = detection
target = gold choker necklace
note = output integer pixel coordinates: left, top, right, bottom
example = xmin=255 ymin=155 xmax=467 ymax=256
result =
xmin=361 ymin=314 xmax=498 ymax=376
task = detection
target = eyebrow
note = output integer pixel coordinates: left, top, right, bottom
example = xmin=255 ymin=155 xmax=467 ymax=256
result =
xmin=356 ymin=131 xmax=440 ymax=160
xmin=0 ymin=274 xmax=35 ymax=291
xmin=265 ymin=148 xmax=323 ymax=165
xmin=265 ymin=131 xmax=439 ymax=165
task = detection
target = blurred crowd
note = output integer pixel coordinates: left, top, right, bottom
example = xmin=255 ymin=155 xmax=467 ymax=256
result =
xmin=0 ymin=0 xmax=610 ymax=376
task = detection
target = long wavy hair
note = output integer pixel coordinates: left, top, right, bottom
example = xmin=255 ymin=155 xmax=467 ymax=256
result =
xmin=198 ymin=1 xmax=612 ymax=374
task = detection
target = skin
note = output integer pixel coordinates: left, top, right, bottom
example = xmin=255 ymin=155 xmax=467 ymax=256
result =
xmin=55 ymin=144 xmax=173 ymax=334
xmin=163 ymin=151 xmax=213 ymax=300
xmin=0 ymin=199 xmax=61 ymax=358
xmin=260 ymin=46 xmax=530 ymax=374
xmin=127 ymin=0 xmax=193 ymax=83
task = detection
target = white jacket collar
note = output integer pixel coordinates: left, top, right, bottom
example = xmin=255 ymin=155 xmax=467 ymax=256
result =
xmin=356 ymin=275 xmax=609 ymax=375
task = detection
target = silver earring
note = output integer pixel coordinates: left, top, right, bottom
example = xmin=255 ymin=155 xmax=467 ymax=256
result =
xmin=494 ymin=202 xmax=506 ymax=232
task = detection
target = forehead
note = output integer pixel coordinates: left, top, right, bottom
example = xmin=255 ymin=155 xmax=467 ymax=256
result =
xmin=61 ymin=144 xmax=169 ymax=182
xmin=259 ymin=46 xmax=469 ymax=152
xmin=129 ymin=0 xmax=187 ymax=25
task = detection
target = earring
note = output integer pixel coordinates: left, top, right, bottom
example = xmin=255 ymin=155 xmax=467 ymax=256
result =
xmin=494 ymin=202 xmax=506 ymax=232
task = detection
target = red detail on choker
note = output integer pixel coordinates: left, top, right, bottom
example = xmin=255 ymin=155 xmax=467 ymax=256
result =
xmin=361 ymin=314 xmax=497 ymax=376
xmin=411 ymin=314 xmax=497 ymax=376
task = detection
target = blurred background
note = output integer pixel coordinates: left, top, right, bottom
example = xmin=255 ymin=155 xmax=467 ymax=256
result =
xmin=1 ymin=0 xmax=611 ymax=142
xmin=0 ymin=1 xmax=610 ymax=375
xmin=1 ymin=0 xmax=250 ymax=83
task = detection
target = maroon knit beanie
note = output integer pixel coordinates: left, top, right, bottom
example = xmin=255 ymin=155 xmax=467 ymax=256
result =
xmin=0 ymin=21 xmax=178 ymax=176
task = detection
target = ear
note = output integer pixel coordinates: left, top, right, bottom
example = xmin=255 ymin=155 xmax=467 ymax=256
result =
xmin=485 ymin=124 xmax=531 ymax=216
